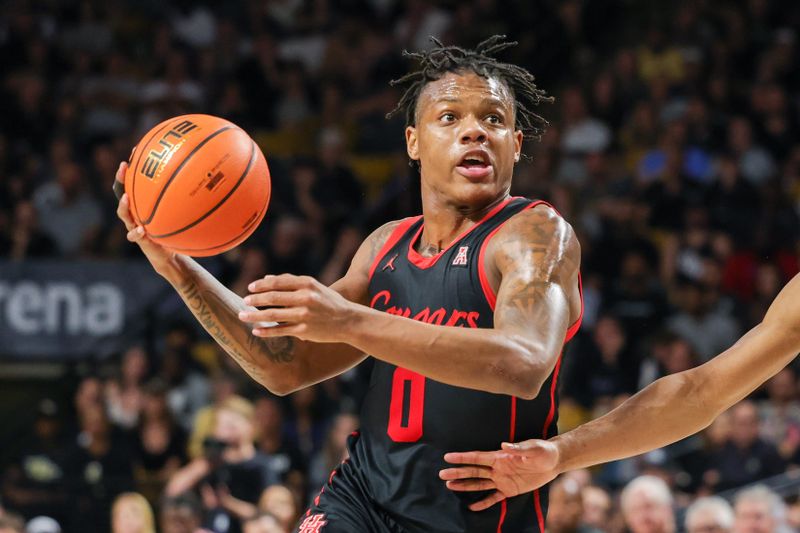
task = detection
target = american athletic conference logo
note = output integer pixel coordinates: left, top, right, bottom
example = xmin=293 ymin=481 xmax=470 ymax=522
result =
xmin=298 ymin=513 xmax=327 ymax=532
xmin=452 ymin=245 xmax=469 ymax=266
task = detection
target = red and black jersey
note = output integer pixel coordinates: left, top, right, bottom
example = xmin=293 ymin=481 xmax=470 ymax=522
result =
xmin=347 ymin=196 xmax=583 ymax=533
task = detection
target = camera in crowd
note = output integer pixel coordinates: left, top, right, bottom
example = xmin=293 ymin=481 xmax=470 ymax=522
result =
xmin=202 ymin=436 xmax=232 ymax=464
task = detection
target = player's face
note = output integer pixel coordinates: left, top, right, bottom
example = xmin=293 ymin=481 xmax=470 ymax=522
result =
xmin=406 ymin=71 xmax=523 ymax=210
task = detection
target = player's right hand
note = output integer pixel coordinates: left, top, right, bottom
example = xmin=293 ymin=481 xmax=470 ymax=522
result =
xmin=439 ymin=439 xmax=560 ymax=511
xmin=115 ymin=161 xmax=176 ymax=274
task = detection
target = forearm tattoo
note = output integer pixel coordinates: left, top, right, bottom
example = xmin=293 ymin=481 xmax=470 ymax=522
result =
xmin=178 ymin=278 xmax=295 ymax=368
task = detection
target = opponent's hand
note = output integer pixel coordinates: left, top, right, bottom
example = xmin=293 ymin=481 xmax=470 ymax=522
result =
xmin=114 ymin=161 xmax=176 ymax=274
xmin=439 ymin=439 xmax=561 ymax=511
xmin=239 ymin=274 xmax=357 ymax=343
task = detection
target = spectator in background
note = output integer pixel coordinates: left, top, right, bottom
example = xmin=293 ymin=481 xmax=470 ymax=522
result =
xmin=166 ymin=396 xmax=277 ymax=533
xmin=72 ymin=377 xmax=104 ymax=431
xmin=666 ymin=278 xmax=740 ymax=362
xmin=265 ymin=215 xmax=315 ymax=275
xmin=110 ymin=492 xmax=155 ymax=533
xmin=283 ymin=387 xmax=326 ymax=461
xmin=253 ymin=397 xmax=304 ymax=484
xmin=105 ymin=346 xmax=149 ymax=430
xmin=637 ymin=333 xmax=698 ymax=390
xmin=2 ymin=201 xmax=55 ymax=259
xmin=314 ymin=128 xmax=365 ymax=242
xmin=31 ymin=160 xmax=102 ymax=257
xmin=241 ymin=511 xmax=285 ymax=533
xmin=132 ymin=379 xmax=187 ymax=503
xmin=563 ymin=314 xmax=639 ymax=412
xmin=24 ymin=515 xmax=61 ymax=533
xmin=706 ymin=156 xmax=759 ymax=248
xmin=63 ymin=404 xmax=134 ymax=532
xmin=602 ymin=249 xmax=669 ymax=352
xmin=620 ymin=475 xmax=676 ymax=533
xmin=709 ymin=401 xmax=785 ymax=492
xmin=257 ymin=485 xmax=296 ymax=533
xmin=758 ymin=368 xmax=800 ymax=465
xmin=227 ymin=247 xmax=269 ymax=298
xmin=685 ymin=497 xmax=735 ymax=533
xmin=1 ymin=399 xmax=67 ymax=524
xmin=619 ymin=100 xmax=659 ymax=169
xmin=159 ymin=494 xmax=203 ymax=533
xmin=160 ymin=346 xmax=211 ymax=433
xmin=581 ymin=485 xmax=612 ymax=531
xmin=733 ymin=485 xmax=787 ymax=533
xmin=188 ymin=373 xmax=238 ymax=460
xmin=787 ymin=498 xmax=800 ymax=533
xmin=744 ymin=263 xmax=784 ymax=330
xmin=394 ymin=0 xmax=452 ymax=51
xmin=273 ymin=63 xmax=312 ymax=128
xmin=546 ymin=476 xmax=602 ymax=533
xmin=557 ymin=86 xmax=612 ymax=186
xmin=727 ymin=117 xmax=776 ymax=186
xmin=637 ymin=26 xmax=685 ymax=83
xmin=0 ymin=515 xmax=24 ymax=533
xmin=307 ymin=414 xmax=358 ymax=500
xmin=252 ymin=396 xmax=306 ymax=514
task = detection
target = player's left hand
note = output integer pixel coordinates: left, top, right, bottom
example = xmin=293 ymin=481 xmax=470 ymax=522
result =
xmin=439 ymin=439 xmax=561 ymax=511
xmin=239 ymin=274 xmax=357 ymax=343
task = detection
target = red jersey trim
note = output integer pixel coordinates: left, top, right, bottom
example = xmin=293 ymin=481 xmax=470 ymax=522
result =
xmin=496 ymin=393 xmax=518 ymax=532
xmin=368 ymin=216 xmax=422 ymax=282
xmin=532 ymin=353 xmax=565 ymax=530
xmin=542 ymin=355 xmax=563 ymax=438
xmin=565 ymin=273 xmax=584 ymax=342
xmin=534 ymin=489 xmax=545 ymax=532
xmin=406 ymin=196 xmax=515 ymax=270
xmin=497 ymin=500 xmax=509 ymax=533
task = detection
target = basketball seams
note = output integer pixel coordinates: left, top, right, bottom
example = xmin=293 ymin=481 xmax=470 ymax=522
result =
xmin=140 ymin=125 xmax=235 ymax=225
xmin=165 ymin=192 xmax=267 ymax=255
xmin=147 ymin=138 xmax=258 ymax=239
xmin=128 ymin=114 xmax=269 ymax=257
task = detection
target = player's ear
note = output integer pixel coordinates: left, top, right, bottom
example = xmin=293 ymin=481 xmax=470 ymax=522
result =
xmin=513 ymin=129 xmax=523 ymax=163
xmin=406 ymin=126 xmax=420 ymax=162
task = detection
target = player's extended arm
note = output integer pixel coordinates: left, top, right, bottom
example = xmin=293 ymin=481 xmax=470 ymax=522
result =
xmin=552 ymin=271 xmax=800 ymax=470
xmin=440 ymin=273 xmax=800 ymax=511
xmin=114 ymin=161 xmax=394 ymax=396
xmin=163 ymin=255 xmax=368 ymax=396
xmin=242 ymin=204 xmax=580 ymax=399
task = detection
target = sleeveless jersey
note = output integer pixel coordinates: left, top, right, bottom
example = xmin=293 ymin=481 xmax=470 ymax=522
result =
xmin=349 ymin=196 xmax=583 ymax=533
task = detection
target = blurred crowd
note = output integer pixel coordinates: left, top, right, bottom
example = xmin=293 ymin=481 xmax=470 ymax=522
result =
xmin=2 ymin=0 xmax=800 ymax=532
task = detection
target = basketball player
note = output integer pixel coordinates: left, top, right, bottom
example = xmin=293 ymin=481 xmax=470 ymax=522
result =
xmin=440 ymin=274 xmax=800 ymax=512
xmin=116 ymin=36 xmax=581 ymax=532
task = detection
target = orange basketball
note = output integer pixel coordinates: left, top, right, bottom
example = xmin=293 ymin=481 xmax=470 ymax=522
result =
xmin=124 ymin=114 xmax=271 ymax=257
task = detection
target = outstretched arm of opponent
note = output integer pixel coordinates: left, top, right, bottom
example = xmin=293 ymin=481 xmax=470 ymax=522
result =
xmin=441 ymin=273 xmax=800 ymax=511
xmin=242 ymin=204 xmax=580 ymax=399
xmin=114 ymin=162 xmax=390 ymax=395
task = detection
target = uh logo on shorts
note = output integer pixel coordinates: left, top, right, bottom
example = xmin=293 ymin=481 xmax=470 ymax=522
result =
xmin=298 ymin=513 xmax=327 ymax=532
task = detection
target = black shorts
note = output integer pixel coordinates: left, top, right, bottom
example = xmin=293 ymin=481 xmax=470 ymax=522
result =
xmin=294 ymin=456 xmax=405 ymax=533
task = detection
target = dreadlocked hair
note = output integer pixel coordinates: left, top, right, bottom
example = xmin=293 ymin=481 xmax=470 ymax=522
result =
xmin=387 ymin=35 xmax=554 ymax=141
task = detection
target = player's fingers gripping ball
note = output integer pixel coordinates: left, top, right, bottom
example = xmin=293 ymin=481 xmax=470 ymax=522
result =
xmin=123 ymin=114 xmax=271 ymax=256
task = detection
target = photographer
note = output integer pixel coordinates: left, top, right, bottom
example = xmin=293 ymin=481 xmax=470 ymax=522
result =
xmin=165 ymin=397 xmax=279 ymax=533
